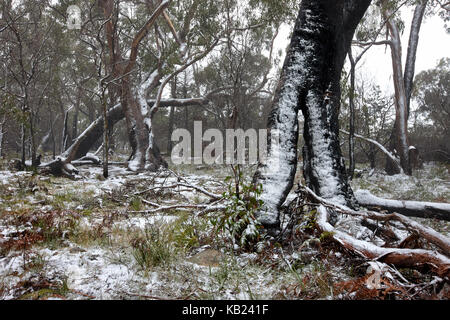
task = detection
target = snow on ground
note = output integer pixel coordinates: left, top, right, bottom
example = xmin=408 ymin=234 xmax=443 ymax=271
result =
xmin=0 ymin=161 xmax=448 ymax=299
xmin=0 ymin=164 xmax=291 ymax=300
xmin=351 ymin=162 xmax=449 ymax=202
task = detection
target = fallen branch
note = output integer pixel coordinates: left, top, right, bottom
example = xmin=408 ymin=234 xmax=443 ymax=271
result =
xmin=133 ymin=182 xmax=221 ymax=201
xmin=167 ymin=169 xmax=222 ymax=200
xmin=129 ymin=203 xmax=226 ymax=215
xmin=316 ymin=205 xmax=450 ymax=278
xmin=39 ymin=157 xmax=79 ymax=179
xmin=77 ymin=153 xmax=101 ymax=165
xmin=293 ymin=185 xmax=450 ymax=277
xmin=355 ymin=189 xmax=450 ymax=221
xmin=300 ymin=186 xmax=450 ymax=255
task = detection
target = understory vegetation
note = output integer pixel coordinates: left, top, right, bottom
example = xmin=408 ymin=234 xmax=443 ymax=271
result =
xmin=1 ymin=159 xmax=448 ymax=300
xmin=0 ymin=0 xmax=449 ymax=302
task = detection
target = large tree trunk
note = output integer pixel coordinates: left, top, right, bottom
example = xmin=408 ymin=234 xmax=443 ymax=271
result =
xmin=253 ymin=0 xmax=372 ymax=230
xmin=98 ymin=0 xmax=169 ymax=172
xmin=385 ymin=10 xmax=411 ymax=175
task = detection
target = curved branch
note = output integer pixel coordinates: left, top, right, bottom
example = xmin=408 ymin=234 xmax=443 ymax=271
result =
xmin=340 ymin=129 xmax=402 ymax=173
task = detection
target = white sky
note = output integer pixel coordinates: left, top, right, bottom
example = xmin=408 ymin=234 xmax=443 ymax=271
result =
xmin=273 ymin=6 xmax=450 ymax=95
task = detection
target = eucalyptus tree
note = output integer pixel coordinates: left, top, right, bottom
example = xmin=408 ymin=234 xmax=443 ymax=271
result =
xmin=253 ymin=0 xmax=372 ymax=230
xmin=346 ymin=0 xmax=446 ymax=175
xmin=0 ymin=0 xmax=60 ymax=166
xmin=59 ymin=0 xmax=294 ymax=172
xmin=411 ymin=58 xmax=450 ymax=161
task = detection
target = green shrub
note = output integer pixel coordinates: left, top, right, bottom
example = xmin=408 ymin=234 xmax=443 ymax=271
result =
xmin=211 ymin=168 xmax=264 ymax=251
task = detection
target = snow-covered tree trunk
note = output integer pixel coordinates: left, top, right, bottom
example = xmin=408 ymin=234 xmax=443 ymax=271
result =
xmin=99 ymin=0 xmax=169 ymax=172
xmin=133 ymin=69 xmax=169 ymax=172
xmin=253 ymin=0 xmax=372 ymax=230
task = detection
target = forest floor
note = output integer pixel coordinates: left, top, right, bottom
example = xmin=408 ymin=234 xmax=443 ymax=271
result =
xmin=0 ymin=158 xmax=448 ymax=300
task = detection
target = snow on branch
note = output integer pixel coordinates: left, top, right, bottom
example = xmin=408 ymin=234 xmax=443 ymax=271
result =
xmin=355 ymin=189 xmax=450 ymax=221
xmin=293 ymin=185 xmax=450 ymax=277
xmin=316 ymin=204 xmax=450 ymax=278
xmin=340 ymin=129 xmax=402 ymax=173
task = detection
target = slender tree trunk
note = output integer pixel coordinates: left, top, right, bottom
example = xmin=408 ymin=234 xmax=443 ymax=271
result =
xmin=253 ymin=0 xmax=372 ymax=230
xmin=383 ymin=0 xmax=427 ymax=175
xmin=29 ymin=110 xmax=37 ymax=167
xmin=62 ymin=110 xmax=70 ymax=153
xmin=21 ymin=121 xmax=26 ymax=165
xmin=404 ymin=0 xmax=428 ymax=116
xmin=50 ymin=113 xmax=56 ymax=159
xmin=167 ymin=78 xmax=177 ymax=153
xmin=348 ymin=48 xmax=356 ymax=180
xmin=100 ymin=85 xmax=109 ymax=178
xmin=0 ymin=116 xmax=5 ymax=158
xmin=71 ymin=88 xmax=81 ymax=146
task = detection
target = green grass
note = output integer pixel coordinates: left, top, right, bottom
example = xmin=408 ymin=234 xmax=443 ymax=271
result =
xmin=131 ymin=223 xmax=178 ymax=272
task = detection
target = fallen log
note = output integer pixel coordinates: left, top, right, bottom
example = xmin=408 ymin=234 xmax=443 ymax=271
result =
xmin=300 ymin=186 xmax=450 ymax=255
xmin=316 ymin=205 xmax=450 ymax=278
xmin=63 ymin=103 xmax=124 ymax=162
xmin=39 ymin=157 xmax=79 ymax=179
xmin=355 ymin=189 xmax=450 ymax=221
